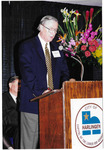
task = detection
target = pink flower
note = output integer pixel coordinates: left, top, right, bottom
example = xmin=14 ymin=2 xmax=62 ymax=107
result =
xmin=86 ymin=10 xmax=89 ymax=22
xmin=88 ymin=40 xmax=99 ymax=47
xmin=76 ymin=10 xmax=79 ymax=13
xmin=86 ymin=29 xmax=90 ymax=34
xmin=67 ymin=47 xmax=76 ymax=56
xmin=88 ymin=40 xmax=94 ymax=45
xmin=75 ymin=10 xmax=80 ymax=20
xmin=82 ymin=38 xmax=87 ymax=44
xmin=89 ymin=27 xmax=93 ymax=32
xmin=67 ymin=47 xmax=72 ymax=51
xmin=80 ymin=33 xmax=84 ymax=41
xmin=65 ymin=53 xmax=69 ymax=57
xmin=90 ymin=8 xmax=94 ymax=20
xmin=88 ymin=37 xmax=93 ymax=42
xmin=71 ymin=51 xmax=76 ymax=56
xmin=85 ymin=51 xmax=91 ymax=57
xmin=84 ymin=32 xmax=89 ymax=38
xmin=61 ymin=40 xmax=66 ymax=44
xmin=91 ymin=35 xmax=95 ymax=39
xmin=69 ymin=38 xmax=76 ymax=46
xmin=68 ymin=44 xmax=72 ymax=48
xmin=93 ymin=40 xmax=99 ymax=47
xmin=89 ymin=45 xmax=96 ymax=52
xmin=81 ymin=45 xmax=87 ymax=51
xmin=90 ymin=31 xmax=98 ymax=36
xmin=89 ymin=23 xmax=92 ymax=28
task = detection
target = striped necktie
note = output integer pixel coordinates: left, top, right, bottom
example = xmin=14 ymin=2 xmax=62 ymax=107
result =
xmin=45 ymin=43 xmax=54 ymax=90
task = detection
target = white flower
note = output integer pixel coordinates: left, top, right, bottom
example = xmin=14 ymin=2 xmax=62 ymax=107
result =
xmin=61 ymin=7 xmax=67 ymax=13
xmin=71 ymin=17 xmax=76 ymax=26
xmin=70 ymin=9 xmax=75 ymax=14
xmin=63 ymin=16 xmax=69 ymax=23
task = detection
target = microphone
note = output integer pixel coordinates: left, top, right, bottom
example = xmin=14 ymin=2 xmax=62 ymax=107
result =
xmin=58 ymin=45 xmax=76 ymax=56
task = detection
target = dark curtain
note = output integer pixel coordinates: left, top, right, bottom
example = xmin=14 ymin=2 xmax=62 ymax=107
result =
xmin=2 ymin=1 xmax=102 ymax=92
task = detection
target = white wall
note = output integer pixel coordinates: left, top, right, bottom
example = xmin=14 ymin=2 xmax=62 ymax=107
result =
xmin=43 ymin=0 xmax=102 ymax=6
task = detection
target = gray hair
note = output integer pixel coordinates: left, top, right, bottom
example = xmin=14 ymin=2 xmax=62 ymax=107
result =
xmin=8 ymin=76 xmax=19 ymax=84
xmin=7 ymin=76 xmax=19 ymax=89
xmin=37 ymin=15 xmax=58 ymax=31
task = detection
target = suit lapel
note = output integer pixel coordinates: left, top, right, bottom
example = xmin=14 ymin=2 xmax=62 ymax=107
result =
xmin=7 ymin=93 xmax=17 ymax=108
xmin=33 ymin=36 xmax=46 ymax=62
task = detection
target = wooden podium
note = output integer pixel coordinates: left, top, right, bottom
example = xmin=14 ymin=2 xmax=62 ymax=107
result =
xmin=35 ymin=81 xmax=102 ymax=149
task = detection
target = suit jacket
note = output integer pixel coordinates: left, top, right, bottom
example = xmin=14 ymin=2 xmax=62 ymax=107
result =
xmin=19 ymin=35 xmax=70 ymax=114
xmin=3 ymin=92 xmax=20 ymax=149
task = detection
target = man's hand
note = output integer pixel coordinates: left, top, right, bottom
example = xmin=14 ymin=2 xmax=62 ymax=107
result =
xmin=69 ymin=78 xmax=76 ymax=82
xmin=42 ymin=89 xmax=51 ymax=94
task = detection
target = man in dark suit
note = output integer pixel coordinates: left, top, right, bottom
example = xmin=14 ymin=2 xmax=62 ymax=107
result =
xmin=3 ymin=76 xmax=20 ymax=149
xmin=19 ymin=15 xmax=70 ymax=149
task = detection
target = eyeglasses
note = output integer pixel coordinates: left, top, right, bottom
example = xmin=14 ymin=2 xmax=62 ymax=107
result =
xmin=41 ymin=24 xmax=57 ymax=34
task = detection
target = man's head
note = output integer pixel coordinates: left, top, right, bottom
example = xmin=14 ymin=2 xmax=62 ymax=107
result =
xmin=38 ymin=15 xmax=58 ymax=42
xmin=8 ymin=76 xmax=20 ymax=97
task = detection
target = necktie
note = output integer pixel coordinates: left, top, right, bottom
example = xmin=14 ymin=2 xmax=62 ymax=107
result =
xmin=45 ymin=43 xmax=54 ymax=90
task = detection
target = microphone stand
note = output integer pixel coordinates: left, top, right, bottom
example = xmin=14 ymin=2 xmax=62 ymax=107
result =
xmin=60 ymin=48 xmax=84 ymax=81
xmin=71 ymin=55 xmax=84 ymax=81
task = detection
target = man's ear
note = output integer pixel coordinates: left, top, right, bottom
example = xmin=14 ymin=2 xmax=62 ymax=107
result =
xmin=9 ymin=83 xmax=12 ymax=89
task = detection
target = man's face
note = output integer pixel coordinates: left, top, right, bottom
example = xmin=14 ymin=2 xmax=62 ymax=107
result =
xmin=9 ymin=79 xmax=20 ymax=96
xmin=40 ymin=20 xmax=58 ymax=42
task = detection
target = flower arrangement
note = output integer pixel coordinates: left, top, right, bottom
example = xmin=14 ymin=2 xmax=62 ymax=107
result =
xmin=57 ymin=7 xmax=102 ymax=67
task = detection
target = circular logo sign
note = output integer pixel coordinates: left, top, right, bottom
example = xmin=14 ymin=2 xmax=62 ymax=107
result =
xmin=75 ymin=103 xmax=103 ymax=148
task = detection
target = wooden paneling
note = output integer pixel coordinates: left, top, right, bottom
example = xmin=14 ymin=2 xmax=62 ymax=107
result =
xmin=39 ymin=90 xmax=64 ymax=148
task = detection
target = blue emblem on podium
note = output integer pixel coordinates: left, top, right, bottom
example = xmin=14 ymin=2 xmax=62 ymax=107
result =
xmin=82 ymin=111 xmax=101 ymax=135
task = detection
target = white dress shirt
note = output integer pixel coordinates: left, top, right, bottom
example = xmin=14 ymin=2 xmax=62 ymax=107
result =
xmin=38 ymin=33 xmax=51 ymax=55
xmin=9 ymin=92 xmax=17 ymax=103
